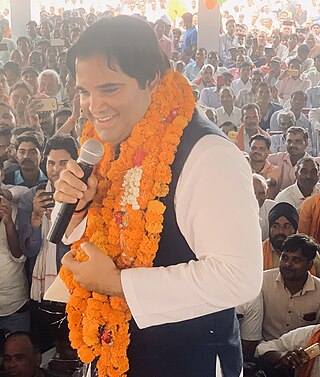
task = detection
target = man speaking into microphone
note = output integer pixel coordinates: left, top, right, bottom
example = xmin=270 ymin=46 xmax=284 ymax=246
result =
xmin=54 ymin=16 xmax=262 ymax=377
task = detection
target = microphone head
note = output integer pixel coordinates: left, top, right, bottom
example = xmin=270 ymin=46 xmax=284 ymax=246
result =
xmin=79 ymin=139 xmax=104 ymax=165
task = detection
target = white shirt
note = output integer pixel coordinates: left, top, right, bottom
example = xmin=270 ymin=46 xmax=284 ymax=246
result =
xmin=274 ymin=44 xmax=289 ymax=61
xmin=0 ymin=208 xmax=28 ymax=316
xmin=305 ymin=69 xmax=320 ymax=88
xmin=275 ymin=182 xmax=320 ymax=211
xmin=256 ymin=324 xmax=320 ymax=377
xmin=231 ymin=78 xmax=252 ymax=97
xmin=259 ymin=199 xmax=277 ymax=241
xmin=236 ymin=292 xmax=263 ymax=341
xmin=63 ymin=135 xmax=263 ymax=330
xmin=216 ymin=106 xmax=242 ymax=128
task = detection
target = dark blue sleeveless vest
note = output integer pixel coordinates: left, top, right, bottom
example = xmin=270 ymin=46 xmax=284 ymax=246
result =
xmin=126 ymin=109 xmax=243 ymax=377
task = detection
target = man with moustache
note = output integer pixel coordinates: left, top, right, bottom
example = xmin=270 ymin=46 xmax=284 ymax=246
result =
xmin=3 ymin=133 xmax=46 ymax=188
xmin=235 ymin=103 xmax=269 ymax=153
xmin=249 ymin=135 xmax=281 ymax=185
xmin=275 ymin=157 xmax=320 ymax=211
xmin=268 ymin=127 xmax=310 ymax=191
xmin=262 ymin=234 xmax=320 ymax=341
xmin=262 ymin=202 xmax=299 ymax=271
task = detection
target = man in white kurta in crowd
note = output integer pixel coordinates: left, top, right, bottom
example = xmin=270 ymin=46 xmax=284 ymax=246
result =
xmin=275 ymin=157 xmax=320 ymax=211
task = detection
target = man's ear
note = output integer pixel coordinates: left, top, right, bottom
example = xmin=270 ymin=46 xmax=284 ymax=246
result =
xmin=307 ymin=259 xmax=314 ymax=271
xmin=147 ymin=73 xmax=160 ymax=93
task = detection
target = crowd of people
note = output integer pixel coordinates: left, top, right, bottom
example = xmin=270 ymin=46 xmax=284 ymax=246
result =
xmin=0 ymin=0 xmax=319 ymax=376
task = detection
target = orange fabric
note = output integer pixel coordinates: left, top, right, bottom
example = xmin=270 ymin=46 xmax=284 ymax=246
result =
xmin=298 ymin=329 xmax=320 ymax=377
xmin=299 ymin=194 xmax=320 ymax=243
xmin=263 ymin=239 xmax=274 ymax=270
xmin=235 ymin=125 xmax=270 ymax=151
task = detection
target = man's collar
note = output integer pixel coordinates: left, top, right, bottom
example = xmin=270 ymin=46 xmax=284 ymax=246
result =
xmin=276 ymin=271 xmax=315 ymax=294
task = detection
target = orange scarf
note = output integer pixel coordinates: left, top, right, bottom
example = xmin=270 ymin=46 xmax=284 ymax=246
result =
xmin=263 ymin=239 xmax=274 ymax=270
xmin=235 ymin=125 xmax=269 ymax=151
xmin=298 ymin=328 xmax=320 ymax=377
xmin=310 ymin=196 xmax=320 ymax=243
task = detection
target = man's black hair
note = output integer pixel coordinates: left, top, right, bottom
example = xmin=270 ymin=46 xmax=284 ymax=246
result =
xmin=4 ymin=331 xmax=40 ymax=354
xmin=249 ymin=134 xmax=271 ymax=149
xmin=17 ymin=36 xmax=31 ymax=48
xmin=66 ymin=16 xmax=171 ymax=89
xmin=286 ymin=126 xmax=308 ymax=142
xmin=9 ymin=80 xmax=34 ymax=96
xmin=281 ymin=234 xmax=319 ymax=261
xmin=43 ymin=134 xmax=78 ymax=160
xmin=3 ymin=61 xmax=21 ymax=77
xmin=0 ymin=125 xmax=13 ymax=137
xmin=295 ymin=156 xmax=319 ymax=172
xmin=15 ymin=133 xmax=44 ymax=153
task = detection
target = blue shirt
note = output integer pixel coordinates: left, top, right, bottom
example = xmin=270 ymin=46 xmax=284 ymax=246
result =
xmin=14 ymin=169 xmax=47 ymax=186
xmin=182 ymin=27 xmax=197 ymax=53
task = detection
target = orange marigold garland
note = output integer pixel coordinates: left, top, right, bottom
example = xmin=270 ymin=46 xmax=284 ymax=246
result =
xmin=60 ymin=71 xmax=195 ymax=376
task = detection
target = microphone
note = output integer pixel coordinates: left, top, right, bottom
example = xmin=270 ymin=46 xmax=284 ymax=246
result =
xmin=47 ymin=139 xmax=104 ymax=244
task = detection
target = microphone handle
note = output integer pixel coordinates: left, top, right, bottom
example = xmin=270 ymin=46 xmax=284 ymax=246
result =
xmin=47 ymin=161 xmax=94 ymax=244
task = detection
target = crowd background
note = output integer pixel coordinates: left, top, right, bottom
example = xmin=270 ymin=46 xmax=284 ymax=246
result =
xmin=0 ymin=0 xmax=319 ymax=376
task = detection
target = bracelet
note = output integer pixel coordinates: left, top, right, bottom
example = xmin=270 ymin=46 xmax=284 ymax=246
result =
xmin=74 ymin=200 xmax=93 ymax=214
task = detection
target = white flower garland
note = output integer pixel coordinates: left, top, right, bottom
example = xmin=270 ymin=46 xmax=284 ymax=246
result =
xmin=120 ymin=166 xmax=143 ymax=210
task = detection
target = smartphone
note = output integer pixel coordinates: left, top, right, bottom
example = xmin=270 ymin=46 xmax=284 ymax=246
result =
xmin=282 ymin=20 xmax=293 ymax=26
xmin=287 ymin=69 xmax=299 ymax=77
xmin=32 ymin=97 xmax=58 ymax=112
xmin=304 ymin=343 xmax=320 ymax=360
xmin=39 ymin=191 xmax=55 ymax=209
xmin=296 ymin=28 xmax=306 ymax=33
xmin=50 ymin=38 xmax=65 ymax=47
xmin=0 ymin=43 xmax=8 ymax=51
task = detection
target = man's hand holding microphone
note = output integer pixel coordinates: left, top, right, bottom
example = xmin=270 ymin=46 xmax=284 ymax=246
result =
xmin=52 ymin=140 xmax=124 ymax=297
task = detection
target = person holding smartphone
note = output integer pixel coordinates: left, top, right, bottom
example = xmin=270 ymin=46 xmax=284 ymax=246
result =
xmin=17 ymin=134 xmax=78 ymax=352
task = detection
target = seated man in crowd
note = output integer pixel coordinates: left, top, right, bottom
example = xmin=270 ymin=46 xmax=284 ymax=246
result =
xmin=275 ymin=58 xmax=311 ymax=106
xmin=262 ymin=234 xmax=320 ymax=341
xmin=216 ymin=86 xmax=241 ymax=128
xmin=256 ymin=324 xmax=320 ymax=377
xmin=305 ymin=53 xmax=320 ymax=88
xmin=184 ymin=47 xmax=206 ymax=82
xmin=270 ymin=91 xmax=312 ymax=149
xmin=234 ymin=68 xmax=263 ymax=109
xmin=275 ymin=157 xmax=320 ymax=211
xmin=3 ymin=133 xmax=46 ymax=188
xmin=199 ymin=72 xmax=233 ymax=108
xmin=270 ymin=109 xmax=295 ymax=154
xmin=268 ymin=126 xmax=310 ymax=191
xmin=2 ymin=331 xmax=52 ymax=377
xmin=230 ymin=61 xmax=252 ymax=96
xmin=262 ymin=202 xmax=300 ymax=271
xmin=252 ymin=174 xmax=276 ymax=241
xmin=249 ymin=134 xmax=281 ymax=187
xmin=17 ymin=135 xmax=78 ymax=352
xmin=264 ymin=56 xmax=283 ymax=87
xmin=236 ymin=103 xmax=269 ymax=152
xmin=255 ymin=82 xmax=283 ymax=132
